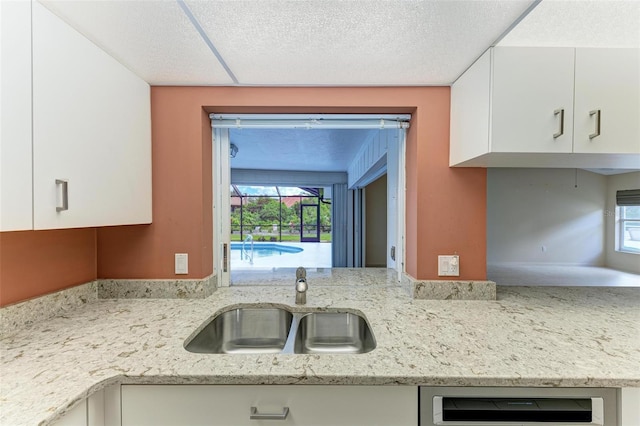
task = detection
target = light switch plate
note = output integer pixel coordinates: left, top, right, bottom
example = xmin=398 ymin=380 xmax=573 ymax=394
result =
xmin=175 ymin=253 xmax=188 ymax=274
xmin=438 ymin=255 xmax=459 ymax=276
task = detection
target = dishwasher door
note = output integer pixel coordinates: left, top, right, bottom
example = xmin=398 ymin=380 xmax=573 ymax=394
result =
xmin=419 ymin=387 xmax=618 ymax=426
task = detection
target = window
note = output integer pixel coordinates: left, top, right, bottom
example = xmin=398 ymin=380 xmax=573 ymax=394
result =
xmin=619 ymin=206 xmax=640 ymax=253
xmin=617 ymin=189 xmax=640 ymax=254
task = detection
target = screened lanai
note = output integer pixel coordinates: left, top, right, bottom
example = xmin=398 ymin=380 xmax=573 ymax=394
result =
xmin=230 ymin=185 xmax=331 ymax=244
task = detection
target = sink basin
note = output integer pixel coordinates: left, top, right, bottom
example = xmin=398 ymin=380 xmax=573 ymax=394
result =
xmin=185 ymin=307 xmax=293 ymax=354
xmin=293 ymin=312 xmax=376 ymax=354
xmin=185 ymin=306 xmax=375 ymax=355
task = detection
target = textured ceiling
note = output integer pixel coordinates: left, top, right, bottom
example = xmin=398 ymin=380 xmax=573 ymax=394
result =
xmin=33 ymin=0 xmax=638 ymax=174
xmin=39 ymin=0 xmax=234 ymax=84
xmin=39 ymin=0 xmax=536 ymax=85
xmin=184 ymin=0 xmax=534 ymax=85
xmin=499 ymin=0 xmax=640 ymax=47
xmin=229 ymin=128 xmax=381 ymax=172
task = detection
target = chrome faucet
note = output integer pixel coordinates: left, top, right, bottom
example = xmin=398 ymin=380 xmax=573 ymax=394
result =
xmin=295 ymin=266 xmax=307 ymax=305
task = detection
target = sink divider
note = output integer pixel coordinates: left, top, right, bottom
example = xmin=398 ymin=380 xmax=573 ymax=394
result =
xmin=281 ymin=312 xmax=305 ymax=354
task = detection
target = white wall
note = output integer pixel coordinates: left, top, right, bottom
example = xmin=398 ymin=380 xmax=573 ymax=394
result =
xmin=487 ymin=168 xmax=607 ymax=265
xmin=605 ymin=171 xmax=640 ymax=274
xmin=347 ymin=129 xmax=395 ymax=189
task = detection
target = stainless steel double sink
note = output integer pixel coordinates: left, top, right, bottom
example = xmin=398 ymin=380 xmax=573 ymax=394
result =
xmin=184 ymin=306 xmax=376 ymax=355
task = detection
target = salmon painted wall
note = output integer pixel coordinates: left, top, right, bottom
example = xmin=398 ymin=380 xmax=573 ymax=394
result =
xmin=0 ymin=229 xmax=96 ymax=306
xmin=415 ymin=97 xmax=487 ymax=279
xmin=98 ymin=86 xmax=487 ymax=281
xmin=96 ymin=101 xmax=213 ymax=278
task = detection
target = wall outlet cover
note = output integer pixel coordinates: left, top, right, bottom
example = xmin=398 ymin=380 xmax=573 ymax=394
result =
xmin=175 ymin=253 xmax=188 ymax=274
xmin=438 ymin=255 xmax=459 ymax=276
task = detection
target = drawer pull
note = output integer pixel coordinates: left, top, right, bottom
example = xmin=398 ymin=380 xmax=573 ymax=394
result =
xmin=250 ymin=406 xmax=289 ymax=420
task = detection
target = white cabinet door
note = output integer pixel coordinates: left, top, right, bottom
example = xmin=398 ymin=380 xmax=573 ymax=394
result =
xmin=121 ymin=385 xmax=417 ymax=426
xmin=52 ymin=400 xmax=86 ymax=426
xmin=620 ymin=388 xmax=640 ymax=426
xmin=0 ymin=0 xmax=33 ymax=231
xmin=449 ymin=49 xmax=491 ymax=166
xmin=450 ymin=47 xmax=639 ymax=168
xmin=52 ymin=388 xmax=117 ymax=426
xmin=491 ymin=47 xmax=575 ymax=154
xmin=32 ymin=1 xmax=151 ymax=230
xmin=574 ymin=48 xmax=640 ymax=154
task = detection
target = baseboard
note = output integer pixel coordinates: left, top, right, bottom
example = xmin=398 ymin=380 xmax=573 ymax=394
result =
xmin=0 ymin=281 xmax=98 ymax=339
xmin=402 ymin=273 xmax=496 ymax=300
xmin=97 ymin=274 xmax=217 ymax=299
xmin=0 ymin=274 xmax=218 ymax=338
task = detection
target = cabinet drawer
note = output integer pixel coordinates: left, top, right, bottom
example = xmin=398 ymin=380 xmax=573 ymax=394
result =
xmin=122 ymin=385 xmax=417 ymax=426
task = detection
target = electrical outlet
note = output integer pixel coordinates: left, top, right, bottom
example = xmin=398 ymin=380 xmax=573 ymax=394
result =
xmin=438 ymin=255 xmax=459 ymax=276
xmin=175 ymin=253 xmax=188 ymax=274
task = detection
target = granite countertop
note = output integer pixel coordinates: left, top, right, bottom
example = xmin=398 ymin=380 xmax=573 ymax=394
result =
xmin=1 ymin=269 xmax=639 ymax=425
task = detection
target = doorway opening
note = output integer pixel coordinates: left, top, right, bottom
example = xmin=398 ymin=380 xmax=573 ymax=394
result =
xmin=365 ymin=174 xmax=387 ymax=267
xmin=212 ymin=114 xmax=409 ymax=287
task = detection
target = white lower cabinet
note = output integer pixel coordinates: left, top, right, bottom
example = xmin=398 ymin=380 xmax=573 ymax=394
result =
xmin=53 ymin=399 xmax=86 ymax=426
xmin=121 ymin=385 xmax=418 ymax=426
xmin=620 ymin=388 xmax=640 ymax=426
xmin=49 ymin=385 xmax=637 ymax=426
xmin=52 ymin=387 xmax=120 ymax=426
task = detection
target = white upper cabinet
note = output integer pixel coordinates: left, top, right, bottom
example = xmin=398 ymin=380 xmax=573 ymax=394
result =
xmin=2 ymin=1 xmax=152 ymax=231
xmin=573 ymin=48 xmax=640 ymax=154
xmin=491 ymin=47 xmax=575 ymax=154
xmin=0 ymin=1 xmax=33 ymax=231
xmin=450 ymin=46 xmax=640 ymax=168
xmin=32 ymin=1 xmax=151 ymax=229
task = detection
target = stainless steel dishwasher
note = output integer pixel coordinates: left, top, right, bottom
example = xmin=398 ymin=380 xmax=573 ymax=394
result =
xmin=420 ymin=387 xmax=618 ymax=426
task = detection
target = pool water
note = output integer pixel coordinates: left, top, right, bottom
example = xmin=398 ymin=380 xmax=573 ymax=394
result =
xmin=230 ymin=243 xmax=303 ymax=258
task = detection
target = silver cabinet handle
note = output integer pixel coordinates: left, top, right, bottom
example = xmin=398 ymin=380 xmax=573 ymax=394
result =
xmin=553 ymin=108 xmax=564 ymax=139
xmin=250 ymin=406 xmax=289 ymax=420
xmin=55 ymin=179 xmax=68 ymax=212
xmin=223 ymin=243 xmax=228 ymax=272
xmin=589 ymin=109 xmax=601 ymax=139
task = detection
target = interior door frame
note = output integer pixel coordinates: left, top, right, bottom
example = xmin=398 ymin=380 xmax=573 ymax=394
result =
xmin=213 ymin=128 xmax=231 ymax=287
xmin=395 ymin=128 xmax=406 ymax=281
xmin=212 ymin=114 xmax=407 ymax=287
xmin=350 ymin=187 xmax=365 ymax=268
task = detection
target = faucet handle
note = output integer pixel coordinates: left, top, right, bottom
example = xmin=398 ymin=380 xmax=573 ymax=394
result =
xmin=296 ymin=266 xmax=306 ymax=280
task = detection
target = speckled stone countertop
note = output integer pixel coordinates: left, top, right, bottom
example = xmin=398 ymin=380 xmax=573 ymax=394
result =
xmin=1 ymin=269 xmax=639 ymax=425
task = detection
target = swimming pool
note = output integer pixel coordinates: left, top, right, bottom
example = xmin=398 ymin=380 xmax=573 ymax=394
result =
xmin=230 ymin=243 xmax=303 ymax=258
